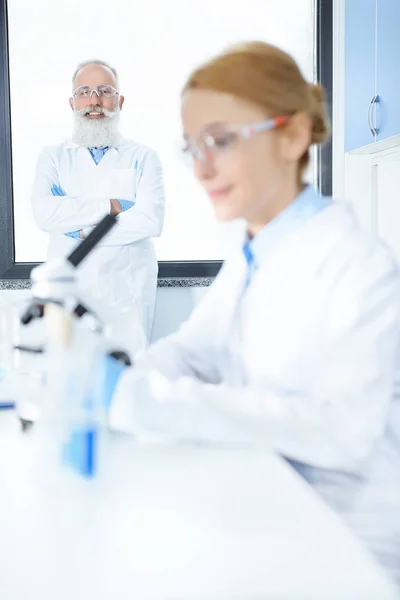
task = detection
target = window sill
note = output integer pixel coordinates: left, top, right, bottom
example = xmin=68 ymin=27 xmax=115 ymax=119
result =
xmin=0 ymin=277 xmax=214 ymax=291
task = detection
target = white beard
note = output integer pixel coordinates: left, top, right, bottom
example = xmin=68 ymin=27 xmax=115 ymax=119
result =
xmin=72 ymin=105 xmax=121 ymax=147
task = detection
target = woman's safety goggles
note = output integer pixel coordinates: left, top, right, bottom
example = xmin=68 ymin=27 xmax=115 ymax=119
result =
xmin=181 ymin=116 xmax=289 ymax=164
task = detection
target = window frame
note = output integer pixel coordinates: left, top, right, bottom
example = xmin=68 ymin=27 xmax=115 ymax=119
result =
xmin=0 ymin=0 xmax=332 ymax=280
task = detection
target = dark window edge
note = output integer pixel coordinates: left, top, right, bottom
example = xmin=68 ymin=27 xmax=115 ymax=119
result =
xmin=316 ymin=0 xmax=333 ymax=196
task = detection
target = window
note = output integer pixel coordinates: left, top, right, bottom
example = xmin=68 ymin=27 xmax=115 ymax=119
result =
xmin=0 ymin=0 xmax=332 ymax=278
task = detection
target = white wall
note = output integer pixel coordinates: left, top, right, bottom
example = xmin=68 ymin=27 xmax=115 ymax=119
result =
xmin=0 ymin=286 xmax=208 ymax=344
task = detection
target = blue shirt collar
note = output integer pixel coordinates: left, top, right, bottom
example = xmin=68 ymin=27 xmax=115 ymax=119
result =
xmin=242 ymin=185 xmax=332 ymax=271
xmin=88 ymin=146 xmax=111 ymax=165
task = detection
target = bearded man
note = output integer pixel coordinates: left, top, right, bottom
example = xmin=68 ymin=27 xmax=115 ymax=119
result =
xmin=31 ymin=60 xmax=165 ymax=347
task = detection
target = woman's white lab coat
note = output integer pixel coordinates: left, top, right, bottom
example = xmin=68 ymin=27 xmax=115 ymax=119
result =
xmin=110 ymin=196 xmax=400 ymax=580
xmin=111 ymin=199 xmax=400 ymax=469
xmin=31 ymin=137 xmax=165 ymax=345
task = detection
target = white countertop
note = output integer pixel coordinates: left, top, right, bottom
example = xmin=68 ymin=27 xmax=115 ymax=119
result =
xmin=0 ymin=411 xmax=398 ymax=600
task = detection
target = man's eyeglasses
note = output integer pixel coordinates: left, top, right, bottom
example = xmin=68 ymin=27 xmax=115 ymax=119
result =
xmin=73 ymin=84 xmax=119 ymax=100
xmin=181 ymin=116 xmax=289 ymax=164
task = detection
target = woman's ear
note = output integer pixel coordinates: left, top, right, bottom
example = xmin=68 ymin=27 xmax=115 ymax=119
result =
xmin=279 ymin=112 xmax=312 ymax=163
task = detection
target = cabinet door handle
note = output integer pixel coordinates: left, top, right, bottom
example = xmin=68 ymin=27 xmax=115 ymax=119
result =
xmin=368 ymin=96 xmax=375 ymax=136
xmin=372 ymin=94 xmax=380 ymax=136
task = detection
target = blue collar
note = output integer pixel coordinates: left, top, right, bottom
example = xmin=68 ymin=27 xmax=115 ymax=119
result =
xmin=88 ymin=146 xmax=111 ymax=165
xmin=242 ymin=185 xmax=332 ymax=275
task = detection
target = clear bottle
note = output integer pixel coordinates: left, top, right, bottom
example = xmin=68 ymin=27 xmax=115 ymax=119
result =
xmin=43 ymin=304 xmax=107 ymax=478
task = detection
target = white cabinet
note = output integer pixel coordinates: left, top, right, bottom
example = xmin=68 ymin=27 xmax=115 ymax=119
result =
xmin=344 ymin=148 xmax=400 ymax=263
xmin=375 ymin=154 xmax=400 ymax=261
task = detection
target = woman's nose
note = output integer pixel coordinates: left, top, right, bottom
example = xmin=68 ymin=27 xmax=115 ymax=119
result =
xmin=193 ymin=152 xmax=216 ymax=181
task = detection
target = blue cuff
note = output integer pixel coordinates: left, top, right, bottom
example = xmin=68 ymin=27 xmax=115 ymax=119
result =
xmin=117 ymin=199 xmax=135 ymax=212
xmin=101 ymin=355 xmax=127 ymax=409
xmin=51 ymin=184 xmax=66 ymax=196
xmin=65 ymin=231 xmax=80 ymax=239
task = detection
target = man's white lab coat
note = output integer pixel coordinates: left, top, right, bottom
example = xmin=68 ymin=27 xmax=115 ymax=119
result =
xmin=31 ymin=136 xmax=165 ymax=347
